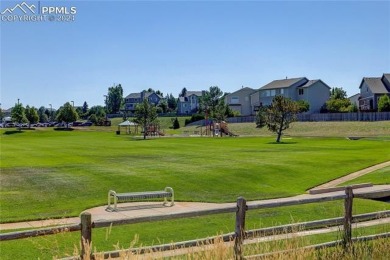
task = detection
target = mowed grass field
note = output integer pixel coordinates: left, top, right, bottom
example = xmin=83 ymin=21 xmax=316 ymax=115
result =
xmin=0 ymin=121 xmax=389 ymax=222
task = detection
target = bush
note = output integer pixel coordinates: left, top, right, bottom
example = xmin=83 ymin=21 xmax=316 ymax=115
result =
xmin=172 ymin=117 xmax=180 ymax=129
xmin=378 ymin=95 xmax=390 ymax=112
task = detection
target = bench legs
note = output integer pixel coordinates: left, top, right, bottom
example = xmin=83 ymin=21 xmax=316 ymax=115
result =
xmin=164 ymin=186 xmax=175 ymax=207
xmin=107 ymin=190 xmax=118 ymax=211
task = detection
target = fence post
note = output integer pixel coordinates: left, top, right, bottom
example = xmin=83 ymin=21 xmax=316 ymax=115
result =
xmin=235 ymin=197 xmax=247 ymax=260
xmin=343 ymin=186 xmax=353 ymax=249
xmin=81 ymin=212 xmax=92 ymax=259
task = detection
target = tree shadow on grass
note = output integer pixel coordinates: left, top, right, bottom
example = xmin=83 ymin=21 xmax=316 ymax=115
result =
xmin=266 ymin=141 xmax=298 ymax=145
xmin=54 ymin=128 xmax=74 ymax=131
xmin=3 ymin=130 xmax=24 ymax=135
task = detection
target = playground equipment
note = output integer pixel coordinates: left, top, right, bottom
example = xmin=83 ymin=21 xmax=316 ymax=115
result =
xmin=200 ymin=121 xmax=238 ymax=137
xmin=145 ymin=123 xmax=165 ymax=136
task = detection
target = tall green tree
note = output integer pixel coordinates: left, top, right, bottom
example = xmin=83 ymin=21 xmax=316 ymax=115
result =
xmin=56 ymin=102 xmax=78 ymax=128
xmin=378 ymin=95 xmax=390 ymax=112
xmin=134 ymin=99 xmax=158 ymax=140
xmin=166 ymin=93 xmax=177 ymax=112
xmin=255 ymin=106 xmax=267 ymax=128
xmin=82 ymin=101 xmax=89 ymax=118
xmin=106 ymin=84 xmax=123 ymax=114
xmin=199 ymin=86 xmax=224 ymax=119
xmin=330 ymin=87 xmax=348 ymax=99
xmin=179 ymin=87 xmax=187 ymax=97
xmin=38 ymin=106 xmax=48 ymax=123
xmin=25 ymin=106 xmax=39 ymax=128
xmin=257 ymin=96 xmax=299 ymax=143
xmin=326 ymin=87 xmax=351 ymax=112
xmin=11 ymin=103 xmax=27 ymax=130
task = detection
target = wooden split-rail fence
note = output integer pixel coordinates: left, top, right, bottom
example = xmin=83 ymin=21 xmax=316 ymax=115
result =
xmin=1 ymin=187 xmax=390 ymax=259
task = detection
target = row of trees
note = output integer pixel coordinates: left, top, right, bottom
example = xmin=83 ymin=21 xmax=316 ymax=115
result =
xmin=8 ymin=101 xmax=108 ymax=129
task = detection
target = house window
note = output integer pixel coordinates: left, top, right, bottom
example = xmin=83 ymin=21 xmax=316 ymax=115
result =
xmin=298 ymin=89 xmax=304 ymax=95
xmin=231 ymin=97 xmax=239 ymax=104
xmin=270 ymin=90 xmax=276 ymax=96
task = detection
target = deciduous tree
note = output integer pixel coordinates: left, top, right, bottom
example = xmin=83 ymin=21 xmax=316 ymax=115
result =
xmin=326 ymin=87 xmax=352 ymax=112
xmin=134 ymin=99 xmax=158 ymax=140
xmin=257 ymin=96 xmax=299 ymax=143
xmin=106 ymin=84 xmax=123 ymax=114
xmin=25 ymin=106 xmax=39 ymax=128
xmin=56 ymin=102 xmax=78 ymax=128
xmin=11 ymin=103 xmax=27 ymax=130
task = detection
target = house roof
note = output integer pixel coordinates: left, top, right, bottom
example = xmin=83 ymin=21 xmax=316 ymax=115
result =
xmin=125 ymin=91 xmax=163 ymax=99
xmin=125 ymin=93 xmax=140 ymax=99
xmin=226 ymin=87 xmax=256 ymax=96
xmin=298 ymin=80 xmax=319 ymax=88
xmin=382 ymin=73 xmax=390 ymax=86
xmin=360 ymin=77 xmax=389 ymax=94
xmin=186 ymin=91 xmax=203 ymax=97
xmin=260 ymin=77 xmax=308 ymax=90
xmin=298 ymin=79 xmax=331 ymax=89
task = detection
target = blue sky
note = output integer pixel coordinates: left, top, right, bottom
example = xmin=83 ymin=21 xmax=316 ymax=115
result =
xmin=1 ymin=0 xmax=389 ymax=109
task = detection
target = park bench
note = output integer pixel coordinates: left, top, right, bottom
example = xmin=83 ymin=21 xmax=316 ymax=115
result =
xmin=107 ymin=187 xmax=174 ymax=211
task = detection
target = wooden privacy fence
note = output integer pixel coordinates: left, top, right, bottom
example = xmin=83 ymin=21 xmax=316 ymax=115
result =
xmin=1 ymin=187 xmax=390 ymax=259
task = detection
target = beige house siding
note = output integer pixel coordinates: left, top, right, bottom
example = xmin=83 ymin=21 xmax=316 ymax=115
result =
xmin=225 ymin=87 xmax=256 ymax=116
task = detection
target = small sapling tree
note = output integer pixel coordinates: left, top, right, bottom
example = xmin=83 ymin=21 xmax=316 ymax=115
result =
xmin=134 ymin=99 xmax=158 ymax=139
xmin=256 ymin=96 xmax=299 ymax=143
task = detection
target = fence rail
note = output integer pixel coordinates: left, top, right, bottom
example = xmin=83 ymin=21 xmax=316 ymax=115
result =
xmin=1 ymin=187 xmax=389 ymax=259
xmin=185 ymin=112 xmax=390 ymax=127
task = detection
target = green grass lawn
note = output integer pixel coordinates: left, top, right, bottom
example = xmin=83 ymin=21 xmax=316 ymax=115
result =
xmin=341 ymin=166 xmax=390 ymax=186
xmin=1 ymin=127 xmax=390 ymax=222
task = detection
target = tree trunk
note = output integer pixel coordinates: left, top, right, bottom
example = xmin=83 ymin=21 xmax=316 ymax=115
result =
xmin=276 ymin=132 xmax=282 ymax=143
xmin=276 ymin=121 xmax=284 ymax=143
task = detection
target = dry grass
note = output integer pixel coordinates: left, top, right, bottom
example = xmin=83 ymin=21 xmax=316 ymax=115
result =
xmin=71 ymin=230 xmax=390 ymax=260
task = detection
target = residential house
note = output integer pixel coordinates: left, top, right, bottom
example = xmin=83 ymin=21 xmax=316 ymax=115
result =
xmin=251 ymin=77 xmax=331 ymax=113
xmin=348 ymin=93 xmax=360 ymax=108
xmin=124 ymin=91 xmax=164 ymax=113
xmin=358 ymin=73 xmax=390 ymax=111
xmin=225 ymin=87 xmax=256 ymax=116
xmin=177 ymin=91 xmax=204 ymax=115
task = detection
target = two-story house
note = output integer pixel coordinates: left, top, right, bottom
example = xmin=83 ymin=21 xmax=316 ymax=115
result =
xmin=124 ymin=91 xmax=164 ymax=113
xmin=251 ymin=77 xmax=331 ymax=113
xmin=177 ymin=91 xmax=204 ymax=115
xmin=224 ymin=87 xmax=256 ymax=116
xmin=358 ymin=73 xmax=390 ymax=111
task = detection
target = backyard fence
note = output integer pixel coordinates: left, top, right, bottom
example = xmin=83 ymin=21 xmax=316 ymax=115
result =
xmin=185 ymin=112 xmax=390 ymax=127
xmin=296 ymin=112 xmax=390 ymax=122
xmin=1 ymin=187 xmax=390 ymax=259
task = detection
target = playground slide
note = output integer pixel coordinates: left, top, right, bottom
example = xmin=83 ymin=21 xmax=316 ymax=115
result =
xmin=221 ymin=125 xmax=238 ymax=137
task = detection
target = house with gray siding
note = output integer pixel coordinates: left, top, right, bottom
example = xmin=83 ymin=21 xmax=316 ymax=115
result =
xmin=124 ymin=91 xmax=164 ymax=113
xmin=254 ymin=77 xmax=331 ymax=113
xmin=177 ymin=91 xmax=204 ymax=115
xmin=225 ymin=87 xmax=256 ymax=116
xmin=358 ymin=73 xmax=390 ymax=111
